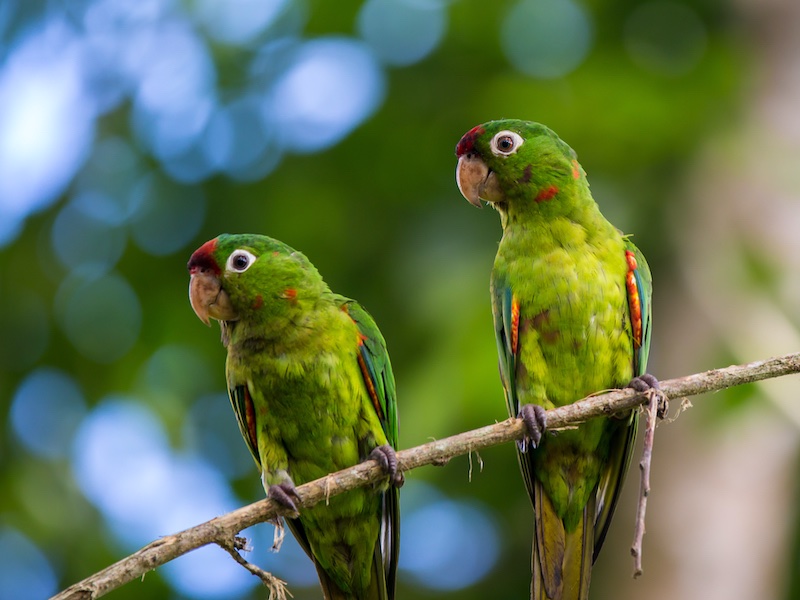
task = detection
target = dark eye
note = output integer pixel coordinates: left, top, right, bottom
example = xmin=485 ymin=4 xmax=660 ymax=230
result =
xmin=498 ymin=136 xmax=514 ymax=151
xmin=226 ymin=249 xmax=256 ymax=273
xmin=490 ymin=130 xmax=524 ymax=156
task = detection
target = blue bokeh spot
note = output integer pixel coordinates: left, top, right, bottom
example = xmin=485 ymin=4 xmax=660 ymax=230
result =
xmin=10 ymin=368 xmax=87 ymax=459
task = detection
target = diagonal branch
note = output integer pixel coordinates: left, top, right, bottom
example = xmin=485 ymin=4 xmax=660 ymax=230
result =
xmin=51 ymin=352 xmax=800 ymax=600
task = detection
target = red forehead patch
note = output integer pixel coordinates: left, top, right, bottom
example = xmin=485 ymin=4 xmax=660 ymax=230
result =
xmin=455 ymin=125 xmax=485 ymax=157
xmin=187 ymin=238 xmax=220 ymax=275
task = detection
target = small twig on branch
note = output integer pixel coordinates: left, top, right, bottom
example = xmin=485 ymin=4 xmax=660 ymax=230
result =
xmin=631 ymin=389 xmax=666 ymax=577
xmin=51 ymin=352 xmax=800 ymax=600
xmin=217 ymin=537 xmax=292 ymax=600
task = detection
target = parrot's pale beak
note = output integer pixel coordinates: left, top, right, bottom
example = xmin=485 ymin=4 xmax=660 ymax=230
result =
xmin=189 ymin=271 xmax=238 ymax=325
xmin=456 ymin=154 xmax=503 ymax=207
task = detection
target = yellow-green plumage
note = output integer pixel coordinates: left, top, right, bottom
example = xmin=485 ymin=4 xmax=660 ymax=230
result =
xmin=188 ymin=234 xmax=399 ymax=600
xmin=456 ymin=121 xmax=653 ymax=599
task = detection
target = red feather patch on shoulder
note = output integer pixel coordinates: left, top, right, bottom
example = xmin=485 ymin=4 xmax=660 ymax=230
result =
xmin=625 ymin=250 xmax=643 ymax=348
xmin=456 ymin=125 xmax=485 ymax=157
xmin=572 ymin=159 xmax=581 ymax=180
xmin=535 ymin=185 xmax=559 ymax=202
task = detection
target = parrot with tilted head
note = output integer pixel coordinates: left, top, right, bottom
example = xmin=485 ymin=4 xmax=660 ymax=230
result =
xmin=454 ymin=120 xmax=656 ymax=600
xmin=188 ymin=233 xmax=401 ymax=600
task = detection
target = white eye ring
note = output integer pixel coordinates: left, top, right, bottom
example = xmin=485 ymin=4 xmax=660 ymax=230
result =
xmin=490 ymin=130 xmax=524 ymax=156
xmin=226 ymin=249 xmax=257 ymax=273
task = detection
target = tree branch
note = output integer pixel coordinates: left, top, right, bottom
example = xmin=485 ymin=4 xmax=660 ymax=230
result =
xmin=51 ymin=352 xmax=800 ymax=600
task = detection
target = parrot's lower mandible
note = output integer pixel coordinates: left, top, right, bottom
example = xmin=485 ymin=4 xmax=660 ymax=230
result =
xmin=188 ymin=233 xmax=401 ymax=600
xmin=455 ymin=120 xmax=657 ymax=600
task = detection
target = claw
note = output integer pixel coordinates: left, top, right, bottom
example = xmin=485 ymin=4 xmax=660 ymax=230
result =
xmin=268 ymin=482 xmax=301 ymax=514
xmin=628 ymin=373 xmax=668 ymax=418
xmin=627 ymin=373 xmax=659 ymax=392
xmin=518 ymin=403 xmax=547 ymax=451
xmin=369 ymin=444 xmax=405 ymax=487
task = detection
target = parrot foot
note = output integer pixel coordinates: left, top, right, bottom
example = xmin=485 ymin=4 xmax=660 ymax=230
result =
xmin=518 ymin=403 xmax=547 ymax=451
xmin=627 ymin=373 xmax=659 ymax=393
xmin=268 ymin=482 xmax=301 ymax=515
xmin=627 ymin=373 xmax=668 ymax=418
xmin=368 ymin=444 xmax=405 ymax=488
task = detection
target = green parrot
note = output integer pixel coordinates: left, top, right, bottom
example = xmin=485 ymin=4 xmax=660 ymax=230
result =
xmin=188 ymin=233 xmax=401 ymax=600
xmin=455 ymin=120 xmax=656 ymax=600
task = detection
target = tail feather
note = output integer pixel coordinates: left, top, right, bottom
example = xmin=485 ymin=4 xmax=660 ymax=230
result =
xmin=532 ymin=479 xmax=595 ymax=600
xmin=315 ymin=543 xmax=389 ymax=600
xmin=533 ymin=481 xmax=565 ymax=598
xmin=561 ymin=495 xmax=595 ymax=600
xmin=317 ymin=563 xmax=348 ymax=600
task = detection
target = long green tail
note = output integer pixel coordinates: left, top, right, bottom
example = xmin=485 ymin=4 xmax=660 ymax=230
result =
xmin=531 ymin=479 xmax=595 ymax=600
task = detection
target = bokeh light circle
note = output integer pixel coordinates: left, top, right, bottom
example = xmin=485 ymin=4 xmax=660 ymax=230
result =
xmin=163 ymin=544 xmax=256 ymax=599
xmin=55 ymin=271 xmax=142 ymax=363
xmin=194 ymin=0 xmax=288 ymax=45
xmin=10 ymin=368 xmax=87 ymax=459
xmin=358 ymin=0 xmax=447 ymax=67
xmin=129 ymin=21 xmax=216 ymax=160
xmin=400 ymin=481 xmax=500 ymax=590
xmin=72 ymin=398 xmax=240 ymax=536
xmin=0 ymin=19 xmax=95 ymax=244
xmin=0 ymin=527 xmax=57 ymax=599
xmin=202 ymin=94 xmax=281 ymax=181
xmin=185 ymin=393 xmax=257 ymax=479
xmin=501 ymin=0 xmax=592 ymax=79
xmin=72 ymin=136 xmax=145 ymax=226
xmin=51 ymin=199 xmax=127 ymax=272
xmin=266 ymin=37 xmax=386 ymax=153
xmin=130 ymin=171 xmax=206 ymax=255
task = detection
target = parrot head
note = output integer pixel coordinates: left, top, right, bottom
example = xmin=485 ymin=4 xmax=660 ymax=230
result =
xmin=188 ymin=233 xmax=321 ymax=328
xmin=455 ymin=119 xmax=582 ymax=212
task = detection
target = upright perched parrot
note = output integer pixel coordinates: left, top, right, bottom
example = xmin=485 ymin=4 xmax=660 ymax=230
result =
xmin=188 ymin=233 xmax=401 ymax=600
xmin=455 ymin=120 xmax=655 ymax=600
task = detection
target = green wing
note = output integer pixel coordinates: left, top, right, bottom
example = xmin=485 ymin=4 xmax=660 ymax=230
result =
xmin=228 ymin=383 xmax=261 ymax=469
xmin=491 ymin=277 xmax=520 ymax=420
xmin=339 ymin=296 xmax=399 ymax=449
xmin=593 ymin=239 xmax=652 ymax=559
xmin=338 ymin=295 xmax=400 ymax=596
xmin=491 ymin=275 xmax=547 ymax=540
